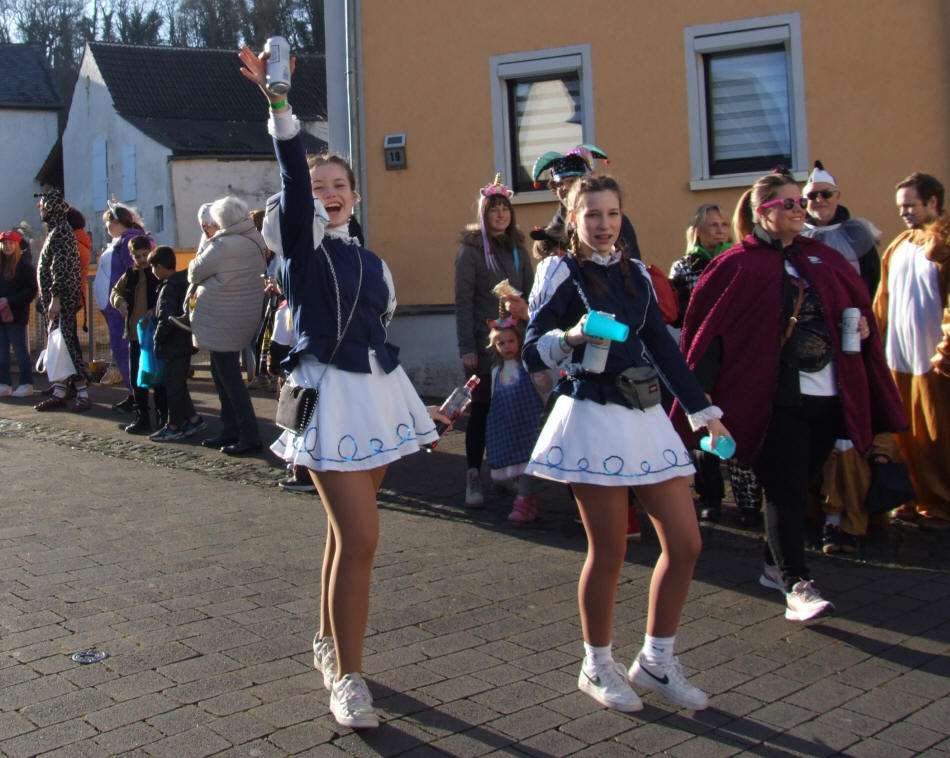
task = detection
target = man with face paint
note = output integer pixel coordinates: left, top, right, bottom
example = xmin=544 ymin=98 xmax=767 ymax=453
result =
xmin=874 ymin=172 xmax=950 ymax=531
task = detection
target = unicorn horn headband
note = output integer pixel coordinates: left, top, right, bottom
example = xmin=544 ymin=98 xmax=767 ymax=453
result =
xmin=481 ymin=173 xmax=513 ymax=199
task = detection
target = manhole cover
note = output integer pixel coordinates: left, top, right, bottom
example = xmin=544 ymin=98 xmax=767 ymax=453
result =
xmin=71 ymin=649 xmax=108 ymax=664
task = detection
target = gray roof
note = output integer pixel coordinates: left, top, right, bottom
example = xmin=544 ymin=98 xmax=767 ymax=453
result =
xmin=88 ymin=42 xmax=327 ymax=156
xmin=0 ymin=45 xmax=64 ymax=109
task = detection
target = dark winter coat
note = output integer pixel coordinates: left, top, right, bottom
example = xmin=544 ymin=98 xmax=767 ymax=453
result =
xmin=153 ymin=270 xmax=196 ymax=360
xmin=0 ymin=256 xmax=38 ymax=324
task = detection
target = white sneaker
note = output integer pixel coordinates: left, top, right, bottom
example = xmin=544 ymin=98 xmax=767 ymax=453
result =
xmin=465 ymin=468 xmax=484 ymax=507
xmin=785 ymin=580 xmax=834 ymax=621
xmin=330 ymin=672 xmax=378 ymax=728
xmin=0 ymin=384 xmax=11 ymax=397
xmin=11 ymin=385 xmax=34 ymax=397
xmin=629 ymin=654 xmax=709 ymax=710
xmin=312 ymin=634 xmax=337 ymax=690
xmin=759 ymin=562 xmax=784 ymax=593
xmin=578 ymin=661 xmax=643 ymax=712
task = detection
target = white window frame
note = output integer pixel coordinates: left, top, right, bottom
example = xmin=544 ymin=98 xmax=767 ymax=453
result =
xmin=489 ymin=45 xmax=594 ymax=204
xmin=684 ymin=13 xmax=808 ymax=190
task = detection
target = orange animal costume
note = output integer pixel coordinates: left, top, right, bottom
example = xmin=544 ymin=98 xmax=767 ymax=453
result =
xmin=874 ymin=213 xmax=950 ymax=525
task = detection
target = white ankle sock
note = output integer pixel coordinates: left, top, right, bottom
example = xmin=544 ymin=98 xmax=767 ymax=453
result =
xmin=583 ymin=641 xmax=612 ymax=671
xmin=641 ymin=634 xmax=675 ymax=666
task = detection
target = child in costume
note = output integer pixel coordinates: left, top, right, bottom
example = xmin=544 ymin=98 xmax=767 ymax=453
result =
xmin=484 ymin=317 xmax=544 ymax=522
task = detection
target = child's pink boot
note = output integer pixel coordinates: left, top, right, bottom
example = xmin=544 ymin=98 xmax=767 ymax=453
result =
xmin=508 ymin=494 xmax=537 ymax=523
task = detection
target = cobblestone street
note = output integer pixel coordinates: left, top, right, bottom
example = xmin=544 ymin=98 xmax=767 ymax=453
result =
xmin=0 ymin=379 xmax=948 ymax=756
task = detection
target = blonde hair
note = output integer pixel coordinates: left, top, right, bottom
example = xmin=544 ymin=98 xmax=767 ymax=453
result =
xmin=686 ymin=203 xmax=723 ymax=251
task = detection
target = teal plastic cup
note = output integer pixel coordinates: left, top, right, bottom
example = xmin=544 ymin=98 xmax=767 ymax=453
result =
xmin=583 ymin=310 xmax=630 ymax=342
xmin=700 ymin=435 xmax=736 ymax=460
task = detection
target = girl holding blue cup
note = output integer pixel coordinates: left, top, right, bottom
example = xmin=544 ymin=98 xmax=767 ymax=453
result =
xmin=523 ymin=175 xmax=731 ymax=713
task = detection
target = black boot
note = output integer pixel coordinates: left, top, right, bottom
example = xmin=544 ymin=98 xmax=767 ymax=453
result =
xmin=124 ymin=413 xmax=151 ymax=435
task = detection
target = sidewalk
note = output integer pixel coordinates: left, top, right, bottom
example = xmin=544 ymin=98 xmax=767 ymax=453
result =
xmin=0 ymin=379 xmax=947 ymax=756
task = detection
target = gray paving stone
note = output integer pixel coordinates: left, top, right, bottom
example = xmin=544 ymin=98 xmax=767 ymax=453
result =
xmin=908 ymin=698 xmax=950 ymax=732
xmin=248 ymin=693 xmax=327 ymax=729
xmin=0 ymin=672 xmax=77 ymax=711
xmin=139 ymin=725 xmax=230 ymax=758
xmin=517 ymin=728 xmax=587 ymax=757
xmin=85 ymin=693 xmax=179 ymax=731
xmin=560 ymin=709 xmax=640 ymax=742
xmin=205 ymin=711 xmax=272 ymax=744
xmin=784 ymin=679 xmax=864 ymax=711
xmin=485 ymin=704 xmax=567 ymax=741
xmin=147 ymin=704 xmax=213 ymax=736
xmin=428 ymin=726 xmax=514 ymax=757
xmin=0 ymin=711 xmax=36 ymax=740
xmin=0 ymin=717 xmax=97 ymax=758
xmin=873 ymin=720 xmax=945 ymax=753
xmin=162 ymin=672 xmax=250 ymax=705
xmin=199 ymin=689 xmax=262 ymax=716
xmin=748 ymin=700 xmax=819 ymax=730
xmin=94 ymin=670 xmax=174 ymax=702
xmin=20 ymin=688 xmax=114 ymax=727
xmin=767 ymin=718 xmax=861 ymax=756
xmin=842 ymin=737 xmax=917 ymax=758
xmin=845 ymin=686 xmax=930 ymax=722
xmin=92 ymin=722 xmax=165 ymax=754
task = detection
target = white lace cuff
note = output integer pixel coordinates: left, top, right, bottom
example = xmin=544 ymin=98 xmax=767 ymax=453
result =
xmin=537 ymin=330 xmax=573 ymax=369
xmin=268 ymin=106 xmax=301 ymax=140
xmin=687 ymin=404 xmax=723 ymax=431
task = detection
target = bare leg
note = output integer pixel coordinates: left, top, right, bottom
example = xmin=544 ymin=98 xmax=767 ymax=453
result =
xmin=310 ymin=466 xmax=387 ymax=677
xmin=633 ymin=477 xmax=702 ymax=637
xmin=572 ymin=483 xmax=628 ymax=646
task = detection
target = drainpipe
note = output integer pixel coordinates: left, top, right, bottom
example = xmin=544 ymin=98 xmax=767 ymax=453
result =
xmin=324 ymin=0 xmax=368 ymax=239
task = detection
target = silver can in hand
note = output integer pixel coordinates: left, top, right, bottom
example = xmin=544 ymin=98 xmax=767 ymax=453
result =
xmin=841 ymin=307 xmax=861 ymax=354
xmin=264 ymin=36 xmax=291 ymax=95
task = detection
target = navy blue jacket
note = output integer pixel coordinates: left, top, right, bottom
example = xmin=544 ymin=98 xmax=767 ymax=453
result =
xmin=275 ymin=133 xmax=399 ymax=373
xmin=524 ymin=254 xmax=708 ymax=413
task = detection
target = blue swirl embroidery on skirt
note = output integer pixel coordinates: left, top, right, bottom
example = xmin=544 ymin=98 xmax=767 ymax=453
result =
xmin=532 ymin=445 xmax=691 ymax=478
xmin=286 ymin=423 xmax=419 ymax=463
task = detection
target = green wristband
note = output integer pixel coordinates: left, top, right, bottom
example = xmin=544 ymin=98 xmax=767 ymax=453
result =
xmin=269 ymin=99 xmax=287 ymax=110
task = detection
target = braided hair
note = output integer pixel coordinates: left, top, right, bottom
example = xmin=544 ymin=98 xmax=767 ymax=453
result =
xmin=565 ymin=174 xmax=635 ymax=298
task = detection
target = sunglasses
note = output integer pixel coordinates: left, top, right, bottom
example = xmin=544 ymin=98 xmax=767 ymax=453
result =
xmin=760 ymin=196 xmax=807 ymax=211
xmin=806 ymin=189 xmax=836 ymax=201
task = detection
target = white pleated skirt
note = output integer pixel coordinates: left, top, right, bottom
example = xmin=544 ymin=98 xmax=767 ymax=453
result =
xmin=271 ymin=352 xmax=438 ymax=472
xmin=525 ymin=394 xmax=695 ymax=486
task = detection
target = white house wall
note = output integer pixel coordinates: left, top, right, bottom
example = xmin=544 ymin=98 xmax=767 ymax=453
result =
xmin=64 ymin=49 xmax=176 ymax=254
xmin=169 ymin=157 xmax=282 ymax=250
xmin=0 ymin=108 xmax=59 ymax=235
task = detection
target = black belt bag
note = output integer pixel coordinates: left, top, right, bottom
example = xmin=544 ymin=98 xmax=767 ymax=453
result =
xmin=615 ymin=366 xmax=661 ymax=410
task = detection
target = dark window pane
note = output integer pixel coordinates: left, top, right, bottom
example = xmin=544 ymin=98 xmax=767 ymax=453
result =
xmin=507 ymin=72 xmax=583 ymax=192
xmin=704 ymin=45 xmax=791 ymax=175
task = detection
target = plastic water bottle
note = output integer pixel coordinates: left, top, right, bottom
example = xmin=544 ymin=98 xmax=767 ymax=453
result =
xmin=425 ymin=375 xmax=480 ymax=451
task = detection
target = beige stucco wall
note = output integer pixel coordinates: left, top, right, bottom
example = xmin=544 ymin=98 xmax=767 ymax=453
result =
xmin=358 ymin=0 xmax=950 ymax=306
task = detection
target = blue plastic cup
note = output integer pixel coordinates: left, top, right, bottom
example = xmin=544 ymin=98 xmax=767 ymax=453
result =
xmin=583 ymin=310 xmax=630 ymax=342
xmin=700 ymin=435 xmax=736 ymax=460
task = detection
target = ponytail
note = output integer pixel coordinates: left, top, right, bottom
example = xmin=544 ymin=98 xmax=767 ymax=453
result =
xmin=732 ymin=189 xmax=754 ymax=241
